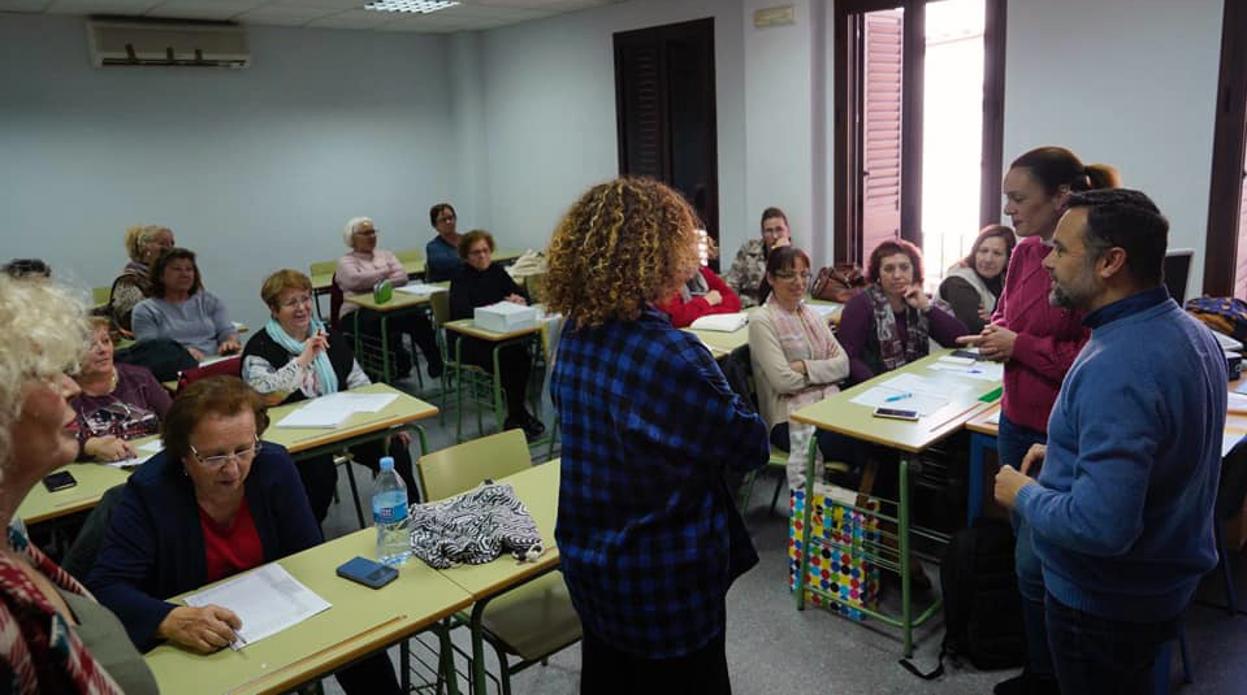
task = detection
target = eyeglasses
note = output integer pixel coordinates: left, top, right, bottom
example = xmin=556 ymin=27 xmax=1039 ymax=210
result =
xmin=279 ymin=294 xmax=313 ymax=310
xmin=190 ymin=437 xmax=261 ymax=468
xmin=438 ymin=215 xmax=457 ymax=223
xmin=353 ymin=229 xmax=377 ymax=237
xmin=772 ymin=271 xmax=812 ymax=283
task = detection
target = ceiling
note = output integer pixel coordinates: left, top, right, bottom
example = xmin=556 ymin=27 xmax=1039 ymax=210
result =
xmin=0 ymin=0 xmax=622 ymax=32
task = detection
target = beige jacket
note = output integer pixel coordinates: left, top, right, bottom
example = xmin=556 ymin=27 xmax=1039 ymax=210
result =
xmin=748 ymin=303 xmax=851 ymax=429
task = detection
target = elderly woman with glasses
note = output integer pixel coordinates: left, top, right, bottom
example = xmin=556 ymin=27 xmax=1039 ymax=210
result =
xmin=242 ymin=269 xmax=418 ymax=523
xmin=87 ymin=376 xmax=402 ymax=693
xmin=336 ymin=216 xmax=443 ymax=381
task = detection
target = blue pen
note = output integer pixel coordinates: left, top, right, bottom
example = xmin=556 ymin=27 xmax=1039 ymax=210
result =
xmin=885 ymin=392 xmax=912 ymax=403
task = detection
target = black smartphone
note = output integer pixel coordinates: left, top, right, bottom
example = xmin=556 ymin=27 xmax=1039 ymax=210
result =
xmin=42 ymin=471 xmax=77 ymax=492
xmin=873 ymin=407 xmax=920 ymax=421
xmin=336 ymin=556 xmax=399 ymax=589
xmin=951 ymin=349 xmax=983 ymax=361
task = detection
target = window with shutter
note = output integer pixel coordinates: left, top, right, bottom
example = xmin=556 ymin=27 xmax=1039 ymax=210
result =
xmin=861 ymin=10 xmax=905 ymax=258
xmin=1236 ymin=170 xmax=1247 ymax=299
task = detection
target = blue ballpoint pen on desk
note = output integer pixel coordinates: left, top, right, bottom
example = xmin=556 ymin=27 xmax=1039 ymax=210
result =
xmin=884 ymin=392 xmax=913 ymax=403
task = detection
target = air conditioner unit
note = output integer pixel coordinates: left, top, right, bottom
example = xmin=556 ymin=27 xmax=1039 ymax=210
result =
xmin=87 ymin=19 xmax=250 ymax=69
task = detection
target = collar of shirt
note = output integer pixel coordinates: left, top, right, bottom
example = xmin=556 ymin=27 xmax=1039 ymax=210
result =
xmin=1083 ymin=285 xmax=1169 ymax=329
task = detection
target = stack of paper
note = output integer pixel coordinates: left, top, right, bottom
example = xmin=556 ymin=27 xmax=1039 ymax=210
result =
xmin=395 ymin=283 xmax=447 ymax=296
xmin=185 ymin=564 xmax=331 ymax=650
xmin=109 ymin=439 xmax=165 ymax=470
xmin=928 ymin=358 xmax=1003 ymax=382
xmin=690 ymin=312 xmax=748 ymax=332
xmin=809 ymin=303 xmax=842 ymax=322
xmin=275 ymin=392 xmax=399 ymax=429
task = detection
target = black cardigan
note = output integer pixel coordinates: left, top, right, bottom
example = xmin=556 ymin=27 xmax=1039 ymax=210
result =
xmin=242 ymin=328 xmax=356 ymax=406
xmin=448 ymin=263 xmax=528 ymax=321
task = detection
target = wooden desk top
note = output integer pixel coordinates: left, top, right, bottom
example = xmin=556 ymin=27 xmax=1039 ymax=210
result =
xmin=435 ymin=460 xmax=560 ymax=600
xmin=345 ymin=281 xmax=449 ymax=313
xmin=266 ymin=383 xmax=438 ymax=455
xmin=791 ymin=350 xmax=1002 ymax=454
xmin=16 ymin=461 xmax=133 ymax=525
xmin=965 ymin=403 xmax=1002 ymax=436
xmin=145 ymin=529 xmax=474 ymax=695
xmin=443 ymin=318 xmax=543 ymax=343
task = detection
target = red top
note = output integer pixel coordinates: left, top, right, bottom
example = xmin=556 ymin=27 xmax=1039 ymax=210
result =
xmin=199 ymin=497 xmax=264 ymax=583
xmin=656 ymin=267 xmax=743 ymax=328
xmin=991 ymin=236 xmax=1090 ymax=433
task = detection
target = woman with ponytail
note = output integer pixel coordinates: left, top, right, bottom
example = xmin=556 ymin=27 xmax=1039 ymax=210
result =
xmin=959 ymin=146 xmax=1119 ymax=695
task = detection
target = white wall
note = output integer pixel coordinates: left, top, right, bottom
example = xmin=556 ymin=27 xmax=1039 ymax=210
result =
xmin=470 ymin=0 xmax=750 ymax=258
xmin=1002 ymin=0 xmax=1223 ymax=292
xmin=0 ymin=13 xmax=458 ymax=330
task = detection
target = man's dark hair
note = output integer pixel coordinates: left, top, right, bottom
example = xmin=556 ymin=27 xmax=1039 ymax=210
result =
xmin=1065 ymin=188 xmax=1168 ymax=287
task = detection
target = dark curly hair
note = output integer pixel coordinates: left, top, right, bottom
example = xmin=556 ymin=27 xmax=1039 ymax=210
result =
xmin=545 ymin=177 xmax=699 ymax=329
xmin=149 ymin=247 xmax=203 ymax=298
xmin=866 ymin=238 xmax=924 ymax=285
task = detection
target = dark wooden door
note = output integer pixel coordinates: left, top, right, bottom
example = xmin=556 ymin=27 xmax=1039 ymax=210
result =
xmin=614 ymin=18 xmax=719 ymax=258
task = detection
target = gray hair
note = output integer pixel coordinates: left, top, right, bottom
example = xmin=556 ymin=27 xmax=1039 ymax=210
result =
xmin=342 ymin=216 xmax=374 ymax=248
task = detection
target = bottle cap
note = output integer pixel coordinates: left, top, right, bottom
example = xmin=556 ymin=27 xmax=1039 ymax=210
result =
xmin=379 ymin=456 xmax=395 ymax=472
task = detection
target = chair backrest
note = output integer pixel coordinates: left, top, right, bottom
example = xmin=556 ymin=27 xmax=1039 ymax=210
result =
xmin=418 ymin=429 xmax=531 ymax=500
xmin=61 ymin=484 xmax=127 ymax=579
xmin=309 ymin=260 xmax=337 ymax=276
xmin=429 ymin=289 xmax=451 ymax=326
xmin=91 ymin=286 xmax=111 ymax=307
xmin=176 ymin=355 xmax=243 ymax=395
xmin=329 ymin=273 xmax=344 ymax=332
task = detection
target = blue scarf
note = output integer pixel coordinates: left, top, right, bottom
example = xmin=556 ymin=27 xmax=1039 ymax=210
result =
xmin=264 ymin=317 xmax=339 ymax=395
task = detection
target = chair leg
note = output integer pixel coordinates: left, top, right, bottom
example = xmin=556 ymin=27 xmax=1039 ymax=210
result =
xmin=769 ymin=473 xmax=786 ymax=517
xmin=1216 ymin=521 xmax=1239 ymax=615
xmin=489 ymin=638 xmax=513 ymax=695
xmin=344 ymin=459 xmax=366 ymax=529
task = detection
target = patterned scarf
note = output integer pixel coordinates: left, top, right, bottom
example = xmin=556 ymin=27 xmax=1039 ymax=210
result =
xmin=0 ymin=523 xmax=124 ymax=694
xmin=407 ymin=481 xmax=543 ymax=569
xmin=865 ymin=283 xmax=929 ymax=372
xmin=264 ymin=317 xmax=339 ymax=395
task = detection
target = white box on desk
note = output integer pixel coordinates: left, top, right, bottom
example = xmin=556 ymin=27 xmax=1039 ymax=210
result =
xmin=474 ymin=302 xmax=538 ymax=333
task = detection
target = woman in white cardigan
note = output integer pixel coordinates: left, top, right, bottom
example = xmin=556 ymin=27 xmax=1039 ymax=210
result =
xmin=748 ymin=246 xmax=859 ymax=489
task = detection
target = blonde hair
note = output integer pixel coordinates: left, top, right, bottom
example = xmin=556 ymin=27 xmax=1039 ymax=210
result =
xmin=342 ymin=217 xmax=374 ymax=248
xmin=260 ymin=269 xmax=313 ymax=309
xmin=124 ymin=225 xmax=172 ymax=263
xmin=0 ymin=276 xmax=89 ymax=467
xmin=545 ymin=177 xmax=699 ymax=328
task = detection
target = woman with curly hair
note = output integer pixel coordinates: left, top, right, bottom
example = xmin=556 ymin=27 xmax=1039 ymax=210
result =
xmin=547 ymin=177 xmax=768 ymax=694
xmin=0 ymin=275 xmax=156 ymax=694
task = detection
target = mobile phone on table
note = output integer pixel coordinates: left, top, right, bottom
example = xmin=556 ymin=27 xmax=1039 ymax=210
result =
xmin=951 ymin=349 xmax=983 ymax=361
xmin=42 ymin=471 xmax=77 ymax=492
xmin=336 ymin=556 xmax=399 ymax=589
xmin=873 ymin=407 xmax=920 ymax=421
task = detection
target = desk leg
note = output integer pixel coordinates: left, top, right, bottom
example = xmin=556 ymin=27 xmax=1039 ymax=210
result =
xmin=899 ymin=454 xmax=913 ymax=659
xmin=470 ymin=599 xmax=491 ymax=695
xmin=967 ymin=432 xmax=991 ymax=524
xmin=380 ymin=312 xmax=393 ymax=384
xmin=439 ymin=619 xmax=461 ymax=695
xmin=400 ymin=639 xmax=411 ymax=692
xmin=795 ymin=436 xmax=818 ymax=611
xmin=352 ymin=310 xmax=362 ymax=364
xmin=492 ymin=343 xmax=506 ymax=431
xmin=454 ymin=339 xmax=465 ymax=443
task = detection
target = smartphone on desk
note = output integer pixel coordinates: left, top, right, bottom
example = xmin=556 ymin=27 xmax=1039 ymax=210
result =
xmin=337 ymin=556 xmax=399 ymax=589
xmin=873 ymin=406 xmax=920 ymax=421
xmin=42 ymin=470 xmax=77 ymax=492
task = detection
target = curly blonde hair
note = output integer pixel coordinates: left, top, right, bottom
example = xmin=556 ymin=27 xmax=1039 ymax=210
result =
xmin=545 ymin=177 xmax=699 ymax=329
xmin=0 ymin=276 xmax=89 ymax=467
xmin=124 ymin=225 xmax=172 ymax=263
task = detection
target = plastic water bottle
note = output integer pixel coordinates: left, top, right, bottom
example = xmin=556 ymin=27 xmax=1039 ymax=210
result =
xmin=372 ymin=457 xmax=411 ymax=567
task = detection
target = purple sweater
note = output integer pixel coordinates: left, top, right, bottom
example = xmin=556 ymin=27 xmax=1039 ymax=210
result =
xmin=72 ymin=364 xmax=171 ymax=449
xmin=838 ymin=290 xmax=969 ymax=384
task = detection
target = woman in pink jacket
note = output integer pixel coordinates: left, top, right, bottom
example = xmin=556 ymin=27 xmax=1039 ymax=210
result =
xmin=335 ymin=216 xmax=443 ymax=380
xmin=960 ymin=146 xmax=1118 ymax=695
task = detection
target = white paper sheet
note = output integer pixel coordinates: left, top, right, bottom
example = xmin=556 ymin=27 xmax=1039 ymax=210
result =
xmin=395 ymin=283 xmax=447 ymax=296
xmin=107 ymin=439 xmax=165 ymax=470
xmin=849 ymin=376 xmax=949 ymax=416
xmin=1229 ymin=392 xmax=1247 ymax=411
xmin=185 ymin=564 xmax=331 ymax=650
xmin=1223 ymin=431 xmax=1245 ymax=458
xmin=986 ymin=409 xmax=1001 ymax=425
xmin=274 ymin=392 xmax=399 ymax=428
xmin=689 ymin=312 xmax=748 ymax=332
xmin=809 ymin=303 xmax=842 ymax=321
xmin=928 ymin=361 xmax=1004 ymax=382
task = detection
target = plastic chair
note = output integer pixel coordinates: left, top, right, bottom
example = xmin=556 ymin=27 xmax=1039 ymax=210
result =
xmin=91 ymin=286 xmax=111 ymax=308
xmin=417 ymin=430 xmax=581 ymax=695
xmin=429 ymin=290 xmax=493 ymax=439
xmin=175 ymin=355 xmax=243 ymax=395
xmin=328 ymin=273 xmax=344 ymax=332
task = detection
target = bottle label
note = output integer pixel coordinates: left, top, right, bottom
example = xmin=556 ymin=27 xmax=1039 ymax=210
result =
xmin=374 ymin=503 xmax=408 ymax=524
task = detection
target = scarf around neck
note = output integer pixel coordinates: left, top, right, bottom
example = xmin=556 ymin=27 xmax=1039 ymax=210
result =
xmin=865 ymin=283 xmax=929 ymax=371
xmin=264 ymin=317 xmax=339 ymax=395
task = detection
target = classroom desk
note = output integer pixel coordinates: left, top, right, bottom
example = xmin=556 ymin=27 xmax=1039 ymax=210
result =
xmin=790 ymin=349 xmax=1002 ymax=658
xmin=19 ymin=385 xmax=435 ymax=528
xmin=345 ymin=283 xmax=449 ymax=384
xmin=683 ymin=300 xmax=843 ymax=360
xmin=442 ymin=319 xmax=545 ymax=443
xmin=145 ymin=527 xmax=475 ymax=695
xmin=434 ymin=460 xmax=561 ymax=694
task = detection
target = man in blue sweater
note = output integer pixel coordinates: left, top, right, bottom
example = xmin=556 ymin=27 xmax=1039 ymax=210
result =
xmin=994 ymin=188 xmax=1225 ymax=694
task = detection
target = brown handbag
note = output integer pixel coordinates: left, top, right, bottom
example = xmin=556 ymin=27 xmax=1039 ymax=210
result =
xmin=811 ymin=263 xmax=868 ymax=303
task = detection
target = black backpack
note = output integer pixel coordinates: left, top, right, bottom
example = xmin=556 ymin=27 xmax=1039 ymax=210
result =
xmin=900 ymin=518 xmax=1025 ymax=679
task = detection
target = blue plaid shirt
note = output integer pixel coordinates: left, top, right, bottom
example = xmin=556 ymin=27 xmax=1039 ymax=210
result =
xmin=551 ymin=306 xmax=768 ymax=658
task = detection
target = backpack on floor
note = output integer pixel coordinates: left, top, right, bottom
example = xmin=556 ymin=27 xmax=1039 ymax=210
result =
xmin=899 ymin=518 xmax=1025 ymax=679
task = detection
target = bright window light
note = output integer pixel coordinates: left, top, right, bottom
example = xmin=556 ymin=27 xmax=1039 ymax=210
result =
xmin=364 ymin=0 xmax=460 ymax=13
